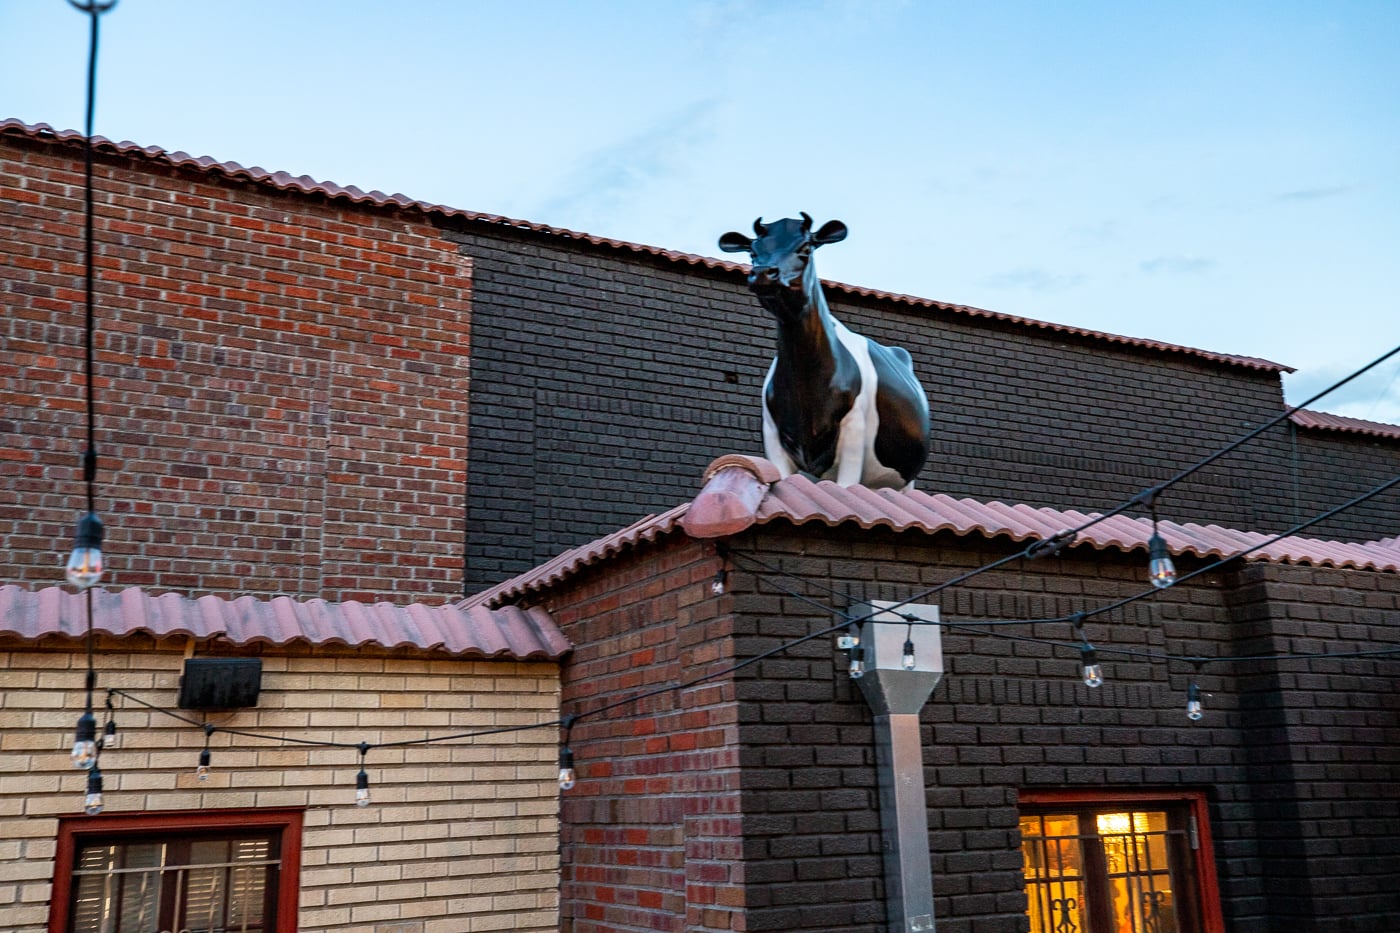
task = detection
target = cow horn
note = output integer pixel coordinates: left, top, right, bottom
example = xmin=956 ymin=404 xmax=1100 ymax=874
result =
xmin=752 ymin=217 xmax=768 ymax=237
xmin=800 ymin=211 xmax=813 ymax=232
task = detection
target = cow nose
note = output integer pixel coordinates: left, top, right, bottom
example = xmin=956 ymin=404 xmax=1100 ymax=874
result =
xmin=750 ymin=266 xmax=778 ymax=287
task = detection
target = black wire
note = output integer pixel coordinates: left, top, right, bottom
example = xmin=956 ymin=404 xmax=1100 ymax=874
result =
xmin=1078 ymin=472 xmax=1400 ymax=625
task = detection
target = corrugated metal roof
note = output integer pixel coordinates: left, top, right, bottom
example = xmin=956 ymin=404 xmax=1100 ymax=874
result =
xmin=0 ymin=585 xmax=570 ymax=660
xmin=2 ymin=117 xmax=1287 ymax=374
xmin=1290 ymin=408 xmax=1400 ymax=440
xmin=467 ymin=457 xmax=1400 ymax=607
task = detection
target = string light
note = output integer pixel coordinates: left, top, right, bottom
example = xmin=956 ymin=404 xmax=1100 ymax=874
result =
xmin=84 ymin=766 xmax=105 ymax=815
xmin=76 ymin=465 xmax=1400 ymax=813
xmin=558 ymin=746 xmax=577 ymax=791
xmin=62 ymin=0 xmax=116 ymax=813
xmin=901 ymin=622 xmax=917 ymax=671
xmin=355 ymin=742 xmax=371 ymax=807
xmin=1185 ymin=682 xmax=1204 ymax=721
xmin=196 ymin=724 xmax=214 ymax=781
xmin=100 ymin=692 xmax=118 ymax=750
xmin=1072 ymin=615 xmax=1103 ymax=688
xmin=558 ymin=715 xmax=578 ymax=791
xmin=71 ymin=706 xmax=98 ymax=770
xmin=65 ymin=512 xmax=105 ymax=589
xmin=847 ymin=631 xmax=866 ymax=679
xmin=1143 ymin=493 xmax=1177 ymax=589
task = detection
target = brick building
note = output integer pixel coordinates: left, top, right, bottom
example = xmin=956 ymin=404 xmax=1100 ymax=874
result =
xmin=3 ymin=116 xmax=1399 ymax=932
xmin=0 ymin=584 xmax=567 ymax=933
xmin=465 ymin=456 xmax=1400 ymax=933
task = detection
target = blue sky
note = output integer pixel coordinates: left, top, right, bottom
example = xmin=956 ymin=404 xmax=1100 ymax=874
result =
xmin=6 ymin=0 xmax=1399 ymax=422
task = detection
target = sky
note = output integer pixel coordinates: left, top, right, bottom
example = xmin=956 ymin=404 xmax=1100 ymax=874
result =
xmin=5 ymin=0 xmax=1399 ymax=422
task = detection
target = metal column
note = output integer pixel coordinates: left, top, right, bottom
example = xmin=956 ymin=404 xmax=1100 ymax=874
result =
xmin=853 ymin=602 xmax=944 ymax=933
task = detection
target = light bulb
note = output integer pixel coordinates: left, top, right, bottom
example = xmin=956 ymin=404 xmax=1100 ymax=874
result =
xmin=1148 ymin=534 xmax=1177 ymax=589
xmin=902 ymin=638 xmax=917 ymax=671
xmin=84 ymin=768 xmax=104 ymax=815
xmin=72 ymin=711 xmax=98 ymax=769
xmin=1080 ymin=645 xmax=1103 ymax=688
xmin=558 ymin=747 xmax=576 ymax=790
xmin=101 ymin=718 xmax=118 ymax=750
xmin=196 ymin=747 xmax=210 ymax=781
xmin=711 ymin=576 xmax=725 ymax=596
xmin=1186 ymin=683 xmax=1203 ymax=721
xmin=355 ymin=768 xmax=371 ymax=807
xmin=65 ymin=512 xmax=105 ymax=589
xmin=847 ymin=645 xmax=865 ymax=679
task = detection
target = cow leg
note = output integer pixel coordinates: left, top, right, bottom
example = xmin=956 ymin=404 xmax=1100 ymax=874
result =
xmin=762 ymin=402 xmax=800 ymax=478
xmin=833 ymin=403 xmax=871 ymax=486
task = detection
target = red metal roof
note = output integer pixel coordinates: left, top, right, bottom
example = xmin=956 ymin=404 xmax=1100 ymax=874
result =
xmin=0 ymin=585 xmax=570 ymax=660
xmin=1290 ymin=408 xmax=1400 ymax=440
xmin=1 ymin=118 xmax=1286 ymax=374
xmin=467 ymin=457 xmax=1400 ymax=607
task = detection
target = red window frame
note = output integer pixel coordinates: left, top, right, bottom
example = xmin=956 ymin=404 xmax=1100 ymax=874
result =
xmin=1019 ymin=788 xmax=1225 ymax=933
xmin=48 ymin=808 xmax=303 ymax=933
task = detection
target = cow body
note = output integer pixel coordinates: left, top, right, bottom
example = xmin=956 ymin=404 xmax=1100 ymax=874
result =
xmin=720 ymin=214 xmax=930 ymax=490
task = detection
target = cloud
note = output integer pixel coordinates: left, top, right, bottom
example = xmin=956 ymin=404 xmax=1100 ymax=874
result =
xmin=1139 ymin=255 xmax=1217 ymax=276
xmin=535 ymin=99 xmax=720 ymax=222
xmin=979 ymin=267 xmax=1085 ymax=293
xmin=1276 ymin=185 xmax=1355 ymax=202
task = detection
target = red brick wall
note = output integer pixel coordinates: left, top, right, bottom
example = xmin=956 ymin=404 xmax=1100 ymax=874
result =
xmin=551 ymin=539 xmax=745 ymax=933
xmin=1 ymin=134 xmax=471 ymax=602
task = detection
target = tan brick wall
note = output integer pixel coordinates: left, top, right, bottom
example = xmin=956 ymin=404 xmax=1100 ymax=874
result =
xmin=0 ymin=637 xmax=561 ymax=933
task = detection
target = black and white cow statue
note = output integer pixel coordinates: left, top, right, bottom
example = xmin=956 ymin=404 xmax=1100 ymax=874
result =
xmin=719 ymin=213 xmax=930 ymax=490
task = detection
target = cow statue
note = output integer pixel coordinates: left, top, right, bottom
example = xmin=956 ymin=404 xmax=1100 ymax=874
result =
xmin=719 ymin=213 xmax=930 ymax=490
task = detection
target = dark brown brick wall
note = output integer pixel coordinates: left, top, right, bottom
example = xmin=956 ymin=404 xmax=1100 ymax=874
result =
xmin=712 ymin=526 xmax=1400 ymax=932
xmin=442 ymin=221 xmax=1400 ymax=593
xmin=541 ymin=519 xmax=1397 ymax=931
xmin=1 ymin=135 xmax=471 ymax=602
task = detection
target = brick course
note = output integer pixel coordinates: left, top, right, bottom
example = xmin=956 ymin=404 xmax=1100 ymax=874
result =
xmin=1 ymin=135 xmax=471 ymax=603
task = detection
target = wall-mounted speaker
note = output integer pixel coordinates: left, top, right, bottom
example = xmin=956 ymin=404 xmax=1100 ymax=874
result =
xmin=177 ymin=658 xmax=263 ymax=710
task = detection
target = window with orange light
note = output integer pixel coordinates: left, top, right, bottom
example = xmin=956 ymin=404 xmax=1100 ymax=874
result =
xmin=1018 ymin=790 xmax=1223 ymax=933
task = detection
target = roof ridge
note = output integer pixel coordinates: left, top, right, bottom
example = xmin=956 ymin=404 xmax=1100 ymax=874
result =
xmin=2 ymin=117 xmax=1288 ymax=374
xmin=0 ymin=583 xmax=570 ymax=659
xmin=466 ymin=457 xmax=1400 ymax=606
xmin=1289 ymin=407 xmax=1400 ymax=440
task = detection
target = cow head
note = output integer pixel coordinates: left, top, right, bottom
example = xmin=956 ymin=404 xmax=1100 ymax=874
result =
xmin=719 ymin=213 xmax=848 ymax=319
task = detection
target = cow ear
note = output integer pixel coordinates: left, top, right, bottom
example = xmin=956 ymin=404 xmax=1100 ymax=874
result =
xmin=812 ymin=220 xmax=847 ymax=246
xmin=718 ymin=232 xmax=753 ymax=253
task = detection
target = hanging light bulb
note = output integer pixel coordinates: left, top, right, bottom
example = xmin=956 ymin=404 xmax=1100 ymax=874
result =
xmin=84 ymin=767 xmax=105 ymax=815
xmin=71 ymin=709 xmax=98 ymax=769
xmin=65 ymin=512 xmax=105 ymax=589
xmin=196 ymin=747 xmax=211 ymax=781
xmin=902 ymin=636 xmax=917 ymax=671
xmin=1080 ymin=644 xmax=1103 ymax=688
xmin=1186 ymin=683 xmax=1203 ymax=721
xmin=711 ymin=568 xmax=726 ymax=596
xmin=354 ymin=767 xmax=371 ymax=806
xmin=557 ymin=746 xmax=576 ymax=790
xmin=847 ymin=643 xmax=865 ymax=679
xmin=101 ymin=717 xmax=118 ymax=750
xmin=1148 ymin=533 xmax=1177 ymax=589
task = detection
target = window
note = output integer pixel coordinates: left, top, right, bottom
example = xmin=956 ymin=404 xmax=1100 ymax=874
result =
xmin=49 ymin=809 xmax=302 ymax=933
xmin=1019 ymin=790 xmax=1223 ymax=933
